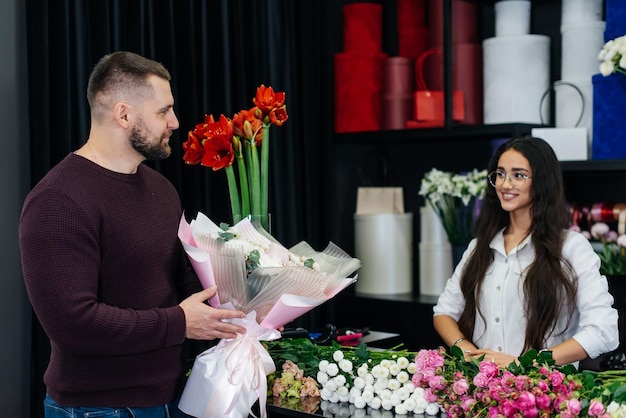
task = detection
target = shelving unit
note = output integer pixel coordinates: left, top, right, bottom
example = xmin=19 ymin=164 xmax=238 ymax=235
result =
xmin=334 ymin=123 xmax=548 ymax=144
xmin=328 ymin=0 xmax=625 ymax=352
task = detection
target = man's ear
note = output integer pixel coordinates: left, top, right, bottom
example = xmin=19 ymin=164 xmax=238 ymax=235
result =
xmin=114 ymin=102 xmax=132 ymax=127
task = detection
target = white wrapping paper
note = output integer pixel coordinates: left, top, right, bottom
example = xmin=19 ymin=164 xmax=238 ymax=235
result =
xmin=483 ymin=35 xmax=550 ymax=124
xmin=178 ymin=310 xmax=281 ymax=418
xmin=178 ymin=213 xmax=360 ymax=328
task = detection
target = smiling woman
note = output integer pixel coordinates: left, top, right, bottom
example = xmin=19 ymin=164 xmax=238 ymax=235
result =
xmin=433 ymin=135 xmax=618 ymax=371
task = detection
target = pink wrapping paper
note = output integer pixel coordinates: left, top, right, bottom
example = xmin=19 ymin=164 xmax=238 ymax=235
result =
xmin=178 ymin=212 xmax=360 ymax=328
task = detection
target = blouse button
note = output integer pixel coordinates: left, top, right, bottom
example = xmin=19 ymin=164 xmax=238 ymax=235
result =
xmin=495 ymin=317 xmax=500 ymax=323
xmin=496 ymin=285 xmax=501 ymax=291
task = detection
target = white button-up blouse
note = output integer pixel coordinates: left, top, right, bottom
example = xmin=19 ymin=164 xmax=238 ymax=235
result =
xmin=433 ymin=229 xmax=619 ymax=360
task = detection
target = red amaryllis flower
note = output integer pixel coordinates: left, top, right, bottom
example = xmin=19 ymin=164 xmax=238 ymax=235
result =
xmin=194 ymin=114 xmax=234 ymax=140
xmin=253 ymin=85 xmax=286 ymax=116
xmin=184 ymin=85 xmax=287 ymax=230
xmin=182 ymin=131 xmax=205 ymax=165
xmin=201 ymin=134 xmax=235 ymax=171
xmin=269 ymin=106 xmax=288 ymax=126
xmin=233 ymin=108 xmax=263 ymax=141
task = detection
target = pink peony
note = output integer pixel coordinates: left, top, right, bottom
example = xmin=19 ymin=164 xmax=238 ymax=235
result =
xmin=515 ymin=391 xmax=536 ymax=410
xmin=591 ymin=222 xmax=610 ymax=240
xmin=473 ymin=371 xmax=492 ymax=388
xmin=535 ymin=394 xmax=551 ymax=410
xmin=566 ymin=398 xmax=582 ymax=415
xmin=429 ymin=374 xmax=447 ymax=390
xmin=588 ymin=399 xmax=606 ymax=416
xmin=479 ymin=360 xmax=499 ymax=377
xmin=548 ymin=370 xmax=565 ymax=387
xmin=452 ymin=378 xmax=469 ymax=395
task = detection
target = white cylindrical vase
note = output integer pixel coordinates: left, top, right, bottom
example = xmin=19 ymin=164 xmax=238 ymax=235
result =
xmin=420 ymin=205 xmax=448 ymax=245
xmin=561 ymin=0 xmax=603 ymax=27
xmin=483 ymin=35 xmax=551 ymax=124
xmin=494 ymin=1 xmax=531 ymax=37
xmin=419 ymin=242 xmax=453 ymax=296
xmin=561 ymin=21 xmax=605 ymax=81
xmin=354 ymin=213 xmax=413 ymax=295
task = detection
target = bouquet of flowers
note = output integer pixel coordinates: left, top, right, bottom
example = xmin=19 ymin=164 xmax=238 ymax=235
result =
xmin=264 ymin=338 xmax=438 ymax=416
xmin=418 ymin=168 xmax=487 ymax=244
xmin=599 ymin=34 xmax=626 ymax=77
xmin=265 ymin=340 xmax=626 ymax=417
xmin=178 ymin=86 xmax=361 ymax=418
xmin=413 ymin=346 xmax=626 ymax=417
xmin=177 ymin=214 xmax=360 ymax=417
xmin=182 ymin=85 xmax=287 ymax=230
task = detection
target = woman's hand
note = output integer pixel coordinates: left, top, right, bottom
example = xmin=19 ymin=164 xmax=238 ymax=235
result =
xmin=466 ymin=349 xmax=518 ymax=368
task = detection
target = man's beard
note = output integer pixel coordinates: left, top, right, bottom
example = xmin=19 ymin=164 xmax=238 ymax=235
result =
xmin=129 ymin=117 xmax=172 ymax=161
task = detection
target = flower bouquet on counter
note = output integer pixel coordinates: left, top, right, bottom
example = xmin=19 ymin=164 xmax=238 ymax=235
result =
xmin=414 ymin=346 xmax=626 ymax=417
xmin=265 ymin=340 xmax=626 ymax=417
xmin=418 ymin=168 xmax=487 ymax=244
xmin=177 ymin=213 xmax=360 ymax=418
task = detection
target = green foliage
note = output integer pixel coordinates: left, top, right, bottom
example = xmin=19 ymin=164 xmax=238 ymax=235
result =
xmin=217 ymin=222 xmax=236 ymax=241
xmin=264 ymin=338 xmax=416 ymax=380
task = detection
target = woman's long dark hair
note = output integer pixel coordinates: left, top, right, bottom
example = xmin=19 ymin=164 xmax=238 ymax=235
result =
xmin=457 ymin=136 xmax=577 ymax=352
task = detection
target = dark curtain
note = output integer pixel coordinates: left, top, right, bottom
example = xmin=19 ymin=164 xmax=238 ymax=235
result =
xmin=25 ymin=0 xmax=340 ymax=415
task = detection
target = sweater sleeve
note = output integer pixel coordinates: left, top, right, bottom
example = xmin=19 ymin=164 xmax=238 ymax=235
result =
xmin=19 ymin=187 xmax=187 ymax=356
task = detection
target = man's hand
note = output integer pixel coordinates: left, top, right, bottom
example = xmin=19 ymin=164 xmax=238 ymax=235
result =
xmin=179 ymin=286 xmax=247 ymax=340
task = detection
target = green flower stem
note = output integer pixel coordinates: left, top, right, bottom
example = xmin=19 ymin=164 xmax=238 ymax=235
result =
xmin=260 ymin=125 xmax=270 ymax=231
xmin=225 ymin=165 xmax=242 ymax=224
xmin=236 ymin=154 xmax=250 ymax=218
xmin=249 ymin=143 xmax=262 ymax=224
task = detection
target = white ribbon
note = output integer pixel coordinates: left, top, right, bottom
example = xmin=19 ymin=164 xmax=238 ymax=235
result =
xmin=178 ymin=310 xmax=280 ymax=418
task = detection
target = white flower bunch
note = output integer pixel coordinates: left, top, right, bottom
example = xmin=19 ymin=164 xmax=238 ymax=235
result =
xmin=419 ymin=168 xmax=487 ymax=243
xmin=606 ymin=400 xmax=626 ymax=417
xmin=599 ymin=34 xmax=626 ymax=77
xmin=316 ymin=350 xmax=440 ymax=416
xmin=419 ymin=168 xmax=487 ymax=207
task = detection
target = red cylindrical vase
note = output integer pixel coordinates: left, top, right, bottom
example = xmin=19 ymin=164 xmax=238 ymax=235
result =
xmin=334 ymin=52 xmax=386 ymax=133
xmin=343 ymin=3 xmax=383 ymax=53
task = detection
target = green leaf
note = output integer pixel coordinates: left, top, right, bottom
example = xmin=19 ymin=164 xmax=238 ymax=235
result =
xmin=246 ymin=249 xmax=260 ymax=271
xmin=218 ymin=231 xmax=235 ymax=241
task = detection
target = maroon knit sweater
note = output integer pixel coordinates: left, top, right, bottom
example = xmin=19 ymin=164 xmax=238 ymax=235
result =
xmin=19 ymin=153 xmax=203 ymax=407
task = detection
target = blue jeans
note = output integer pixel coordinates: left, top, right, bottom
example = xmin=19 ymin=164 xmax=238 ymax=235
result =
xmin=44 ymin=394 xmax=193 ymax=418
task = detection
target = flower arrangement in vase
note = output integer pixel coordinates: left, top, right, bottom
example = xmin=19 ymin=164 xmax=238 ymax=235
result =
xmin=418 ymin=168 xmax=487 ymax=245
xmin=182 ymin=85 xmax=288 ymax=231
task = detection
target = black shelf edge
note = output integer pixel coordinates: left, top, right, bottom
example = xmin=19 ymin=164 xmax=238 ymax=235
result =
xmin=334 ymin=123 xmax=551 ymax=144
xmin=560 ymin=159 xmax=626 ymax=173
xmin=353 ymin=291 xmax=440 ymax=306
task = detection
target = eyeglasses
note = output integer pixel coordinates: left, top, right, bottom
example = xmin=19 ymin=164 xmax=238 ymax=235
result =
xmin=488 ymin=170 xmax=532 ymax=188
